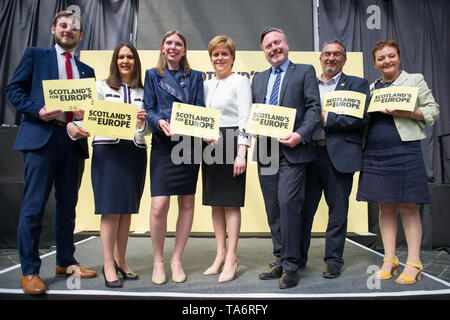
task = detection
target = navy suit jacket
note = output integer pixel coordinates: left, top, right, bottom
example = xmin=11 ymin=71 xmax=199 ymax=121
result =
xmin=323 ymin=73 xmax=370 ymax=173
xmin=252 ymin=61 xmax=321 ymax=164
xmin=6 ymin=46 xmax=95 ymax=158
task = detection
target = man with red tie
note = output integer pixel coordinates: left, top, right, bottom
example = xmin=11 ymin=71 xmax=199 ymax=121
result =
xmin=6 ymin=10 xmax=96 ymax=295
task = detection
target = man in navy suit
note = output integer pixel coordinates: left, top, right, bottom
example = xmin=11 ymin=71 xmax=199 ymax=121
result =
xmin=253 ymin=27 xmax=321 ymax=289
xmin=301 ymin=40 xmax=370 ymax=278
xmin=6 ymin=11 xmax=96 ymax=295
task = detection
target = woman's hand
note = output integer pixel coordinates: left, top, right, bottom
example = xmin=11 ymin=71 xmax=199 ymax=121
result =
xmin=381 ymin=108 xmax=422 ymax=120
xmin=137 ymin=109 xmax=147 ymax=129
xmin=158 ymin=119 xmax=172 ymax=136
xmin=233 ymin=145 xmax=248 ymax=177
xmin=67 ymin=122 xmax=90 ymax=139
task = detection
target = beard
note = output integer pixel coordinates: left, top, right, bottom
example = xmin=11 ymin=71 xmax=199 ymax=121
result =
xmin=55 ymin=35 xmax=79 ymax=51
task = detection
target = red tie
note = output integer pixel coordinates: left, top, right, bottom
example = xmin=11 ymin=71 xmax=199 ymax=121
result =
xmin=64 ymin=52 xmax=73 ymax=122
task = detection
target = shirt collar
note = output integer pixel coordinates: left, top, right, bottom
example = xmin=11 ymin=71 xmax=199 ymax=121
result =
xmin=55 ymin=44 xmax=74 ymax=58
xmin=318 ymin=72 xmax=342 ymax=85
xmin=271 ymin=59 xmax=290 ymax=74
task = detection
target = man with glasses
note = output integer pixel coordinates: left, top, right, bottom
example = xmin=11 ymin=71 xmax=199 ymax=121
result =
xmin=300 ymin=40 xmax=370 ymax=278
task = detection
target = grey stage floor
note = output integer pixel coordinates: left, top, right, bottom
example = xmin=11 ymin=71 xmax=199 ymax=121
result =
xmin=0 ymin=237 xmax=449 ymax=299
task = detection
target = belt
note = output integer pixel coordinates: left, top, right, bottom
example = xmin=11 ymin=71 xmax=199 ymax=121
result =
xmin=55 ymin=120 xmax=67 ymax=127
xmin=314 ymin=139 xmax=326 ymax=147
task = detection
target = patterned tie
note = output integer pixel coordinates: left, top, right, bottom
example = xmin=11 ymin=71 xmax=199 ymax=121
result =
xmin=64 ymin=52 xmax=73 ymax=122
xmin=269 ymin=67 xmax=282 ymax=105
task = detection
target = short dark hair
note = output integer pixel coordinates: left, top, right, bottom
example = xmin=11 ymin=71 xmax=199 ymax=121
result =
xmin=259 ymin=27 xmax=288 ymax=45
xmin=371 ymin=40 xmax=400 ymax=63
xmin=106 ymin=43 xmax=143 ymax=90
xmin=52 ymin=10 xmax=83 ymax=33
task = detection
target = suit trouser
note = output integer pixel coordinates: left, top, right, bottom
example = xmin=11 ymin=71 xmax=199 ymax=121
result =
xmin=258 ymin=153 xmax=306 ymax=272
xmin=18 ymin=126 xmax=84 ymax=275
xmin=301 ymin=146 xmax=354 ymax=268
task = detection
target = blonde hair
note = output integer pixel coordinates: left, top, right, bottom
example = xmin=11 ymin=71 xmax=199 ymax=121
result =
xmin=208 ymin=35 xmax=236 ymax=61
xmin=155 ymin=30 xmax=190 ymax=76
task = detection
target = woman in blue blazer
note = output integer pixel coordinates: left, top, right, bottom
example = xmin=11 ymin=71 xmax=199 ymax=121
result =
xmin=144 ymin=30 xmax=205 ymax=284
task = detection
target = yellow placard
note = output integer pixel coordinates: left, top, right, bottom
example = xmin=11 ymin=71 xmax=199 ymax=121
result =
xmin=83 ymin=100 xmax=137 ymax=140
xmin=323 ymin=90 xmax=366 ymax=119
xmin=368 ymin=86 xmax=419 ymax=112
xmin=42 ymin=78 xmax=97 ymax=111
xmin=170 ymin=102 xmax=221 ymax=140
xmin=246 ymin=103 xmax=296 ymax=139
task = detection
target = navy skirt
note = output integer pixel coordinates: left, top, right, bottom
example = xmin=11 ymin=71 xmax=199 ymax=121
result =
xmin=202 ymin=127 xmax=246 ymax=207
xmin=150 ymin=133 xmax=200 ymax=197
xmin=92 ymin=140 xmax=147 ymax=214
xmin=357 ymin=113 xmax=430 ymax=204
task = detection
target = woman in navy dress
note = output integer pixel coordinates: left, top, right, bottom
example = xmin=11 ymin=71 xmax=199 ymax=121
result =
xmin=144 ymin=30 xmax=205 ymax=284
xmin=92 ymin=44 xmax=150 ymax=288
xmin=357 ymin=40 xmax=439 ymax=284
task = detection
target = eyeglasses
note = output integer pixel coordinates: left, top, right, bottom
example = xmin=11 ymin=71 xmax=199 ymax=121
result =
xmin=321 ymin=51 xmax=345 ymax=58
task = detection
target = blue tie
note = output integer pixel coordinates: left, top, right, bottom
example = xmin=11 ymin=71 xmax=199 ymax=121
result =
xmin=269 ymin=67 xmax=282 ymax=105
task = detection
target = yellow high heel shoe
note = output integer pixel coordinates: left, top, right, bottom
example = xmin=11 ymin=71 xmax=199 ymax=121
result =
xmin=395 ymin=261 xmax=423 ymax=285
xmin=376 ymin=256 xmax=399 ymax=280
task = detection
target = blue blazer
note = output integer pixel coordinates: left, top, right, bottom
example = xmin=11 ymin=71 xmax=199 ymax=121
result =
xmin=324 ymin=73 xmax=370 ymax=173
xmin=6 ymin=47 xmax=95 ymax=158
xmin=144 ymin=68 xmax=205 ymax=136
xmin=252 ymin=61 xmax=321 ymax=164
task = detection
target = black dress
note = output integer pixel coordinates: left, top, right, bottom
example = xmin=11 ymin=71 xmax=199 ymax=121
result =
xmin=202 ymin=127 xmax=246 ymax=207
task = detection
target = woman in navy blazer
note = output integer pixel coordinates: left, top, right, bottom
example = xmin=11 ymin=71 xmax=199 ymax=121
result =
xmin=144 ymin=30 xmax=205 ymax=284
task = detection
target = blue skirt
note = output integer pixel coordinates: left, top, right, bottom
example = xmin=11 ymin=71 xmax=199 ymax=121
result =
xmin=92 ymin=140 xmax=147 ymax=214
xmin=150 ymin=133 xmax=200 ymax=197
xmin=357 ymin=113 xmax=430 ymax=204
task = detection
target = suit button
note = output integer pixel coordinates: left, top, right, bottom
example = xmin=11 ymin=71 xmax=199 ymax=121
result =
xmin=398 ymin=125 xmax=402 ymax=129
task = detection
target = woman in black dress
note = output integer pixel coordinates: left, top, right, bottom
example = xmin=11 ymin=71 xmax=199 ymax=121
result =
xmin=144 ymin=30 xmax=205 ymax=284
xmin=357 ymin=40 xmax=439 ymax=284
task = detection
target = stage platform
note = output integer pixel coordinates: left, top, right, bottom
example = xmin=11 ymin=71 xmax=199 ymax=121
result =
xmin=0 ymin=236 xmax=449 ymax=301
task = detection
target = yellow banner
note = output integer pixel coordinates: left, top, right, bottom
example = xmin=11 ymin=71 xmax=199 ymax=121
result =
xmin=368 ymin=86 xmax=419 ymax=112
xmin=246 ymin=103 xmax=296 ymax=139
xmin=170 ymin=102 xmax=221 ymax=140
xmin=42 ymin=78 xmax=97 ymax=111
xmin=83 ymin=100 xmax=137 ymax=140
xmin=323 ymin=90 xmax=366 ymax=119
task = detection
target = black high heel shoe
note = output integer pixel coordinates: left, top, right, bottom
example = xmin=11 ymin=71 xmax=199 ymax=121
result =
xmin=115 ymin=261 xmax=139 ymax=280
xmin=102 ymin=266 xmax=122 ymax=288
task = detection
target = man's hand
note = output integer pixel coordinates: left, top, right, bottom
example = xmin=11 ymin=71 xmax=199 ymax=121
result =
xmin=38 ymin=106 xmax=63 ymax=121
xmin=278 ymin=132 xmax=303 ymax=148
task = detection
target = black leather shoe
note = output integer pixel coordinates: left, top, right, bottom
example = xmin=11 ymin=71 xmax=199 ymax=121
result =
xmin=279 ymin=270 xmax=299 ymax=289
xmin=258 ymin=264 xmax=283 ymax=280
xmin=322 ymin=264 xmax=341 ymax=279
xmin=102 ymin=267 xmax=122 ymax=288
xmin=115 ymin=261 xmax=139 ymax=280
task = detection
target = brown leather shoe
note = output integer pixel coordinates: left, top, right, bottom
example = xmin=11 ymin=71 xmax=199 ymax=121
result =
xmin=55 ymin=264 xmax=97 ymax=278
xmin=20 ymin=275 xmax=46 ymax=295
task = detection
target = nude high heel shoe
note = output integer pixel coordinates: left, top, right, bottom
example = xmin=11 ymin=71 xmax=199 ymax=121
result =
xmin=171 ymin=260 xmax=187 ymax=283
xmin=152 ymin=260 xmax=166 ymax=285
xmin=218 ymin=260 xmax=238 ymax=283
